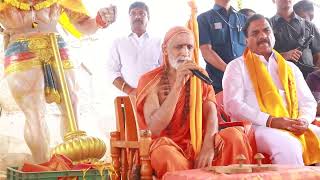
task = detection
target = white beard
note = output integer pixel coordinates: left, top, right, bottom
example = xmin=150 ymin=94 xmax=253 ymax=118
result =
xmin=168 ymin=55 xmax=192 ymax=69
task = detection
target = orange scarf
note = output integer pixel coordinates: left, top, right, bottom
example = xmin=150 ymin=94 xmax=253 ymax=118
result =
xmin=244 ymin=48 xmax=320 ymax=165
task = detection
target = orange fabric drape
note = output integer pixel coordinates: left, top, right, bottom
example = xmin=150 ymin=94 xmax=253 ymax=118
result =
xmin=149 ymin=127 xmax=253 ymax=178
xmin=21 ymin=154 xmax=114 ymax=179
xmin=136 ymin=65 xmax=215 ymax=152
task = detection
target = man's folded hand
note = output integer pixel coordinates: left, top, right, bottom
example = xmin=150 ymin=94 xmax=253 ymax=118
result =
xmin=290 ymin=118 xmax=309 ymax=135
xmin=270 ymin=116 xmax=308 ymax=135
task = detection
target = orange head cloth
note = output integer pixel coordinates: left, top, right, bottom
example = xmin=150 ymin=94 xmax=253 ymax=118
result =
xmin=161 ymin=26 xmax=194 ymax=67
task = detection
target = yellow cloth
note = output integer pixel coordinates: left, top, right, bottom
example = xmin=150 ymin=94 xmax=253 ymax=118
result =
xmin=58 ymin=0 xmax=88 ymax=15
xmin=58 ymin=12 xmax=83 ymax=38
xmin=244 ymin=48 xmax=320 ymax=165
xmin=187 ymin=0 xmax=202 ymax=155
xmin=56 ymin=0 xmax=90 ymax=38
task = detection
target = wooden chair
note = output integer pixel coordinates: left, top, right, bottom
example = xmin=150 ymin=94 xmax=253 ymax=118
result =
xmin=110 ymin=96 xmax=153 ymax=180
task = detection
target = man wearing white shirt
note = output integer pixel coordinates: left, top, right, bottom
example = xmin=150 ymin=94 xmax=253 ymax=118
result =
xmin=108 ymin=1 xmax=161 ymax=95
xmin=223 ymin=14 xmax=320 ymax=165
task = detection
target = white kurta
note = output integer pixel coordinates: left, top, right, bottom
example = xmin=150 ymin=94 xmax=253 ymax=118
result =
xmin=107 ymin=32 xmax=162 ymax=88
xmin=222 ymin=52 xmax=320 ymax=165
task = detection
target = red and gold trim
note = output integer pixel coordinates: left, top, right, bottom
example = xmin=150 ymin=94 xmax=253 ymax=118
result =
xmin=5 ymin=57 xmax=73 ymax=75
xmin=4 ymin=34 xmax=74 ymax=75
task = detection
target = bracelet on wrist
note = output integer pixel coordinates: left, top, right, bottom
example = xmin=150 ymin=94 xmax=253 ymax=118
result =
xmin=267 ymin=117 xmax=273 ymax=128
xmin=121 ymin=81 xmax=126 ymax=92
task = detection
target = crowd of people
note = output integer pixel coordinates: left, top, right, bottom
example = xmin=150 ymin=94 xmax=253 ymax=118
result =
xmin=1 ymin=0 xmax=320 ymax=178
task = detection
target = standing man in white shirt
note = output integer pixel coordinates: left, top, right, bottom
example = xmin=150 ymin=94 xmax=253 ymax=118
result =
xmin=108 ymin=1 xmax=161 ymax=96
xmin=223 ymin=14 xmax=320 ymax=165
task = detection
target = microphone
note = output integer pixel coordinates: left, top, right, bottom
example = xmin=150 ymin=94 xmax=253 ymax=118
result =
xmin=190 ymin=69 xmax=213 ymax=85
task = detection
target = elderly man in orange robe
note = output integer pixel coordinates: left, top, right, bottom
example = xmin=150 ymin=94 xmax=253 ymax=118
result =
xmin=136 ymin=26 xmax=253 ymax=178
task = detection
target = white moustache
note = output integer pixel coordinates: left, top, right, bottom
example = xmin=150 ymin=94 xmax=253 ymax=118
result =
xmin=177 ymin=57 xmax=192 ymax=62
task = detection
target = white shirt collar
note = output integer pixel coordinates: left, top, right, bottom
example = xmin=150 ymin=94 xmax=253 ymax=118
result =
xmin=128 ymin=32 xmax=149 ymax=39
xmin=253 ymin=51 xmax=276 ymax=65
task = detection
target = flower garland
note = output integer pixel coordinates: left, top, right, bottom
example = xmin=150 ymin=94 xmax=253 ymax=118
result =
xmin=3 ymin=0 xmax=58 ymax=11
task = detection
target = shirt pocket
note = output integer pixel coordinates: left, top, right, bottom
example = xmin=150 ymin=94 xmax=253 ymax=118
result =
xmin=210 ymin=24 xmax=226 ymax=46
xmin=142 ymin=50 xmax=161 ymax=67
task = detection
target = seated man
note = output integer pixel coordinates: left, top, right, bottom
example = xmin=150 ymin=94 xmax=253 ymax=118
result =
xmin=136 ymin=26 xmax=253 ymax=178
xmin=223 ymin=14 xmax=320 ymax=165
xmin=306 ymin=70 xmax=320 ymax=116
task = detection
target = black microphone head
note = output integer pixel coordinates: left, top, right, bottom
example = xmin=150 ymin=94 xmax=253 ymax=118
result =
xmin=191 ymin=69 xmax=213 ymax=85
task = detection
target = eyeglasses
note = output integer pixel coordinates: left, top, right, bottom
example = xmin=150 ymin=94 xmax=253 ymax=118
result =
xmin=129 ymin=11 xmax=147 ymax=18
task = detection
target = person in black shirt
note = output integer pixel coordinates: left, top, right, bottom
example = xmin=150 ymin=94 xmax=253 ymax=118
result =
xmin=270 ymin=0 xmax=320 ymax=78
